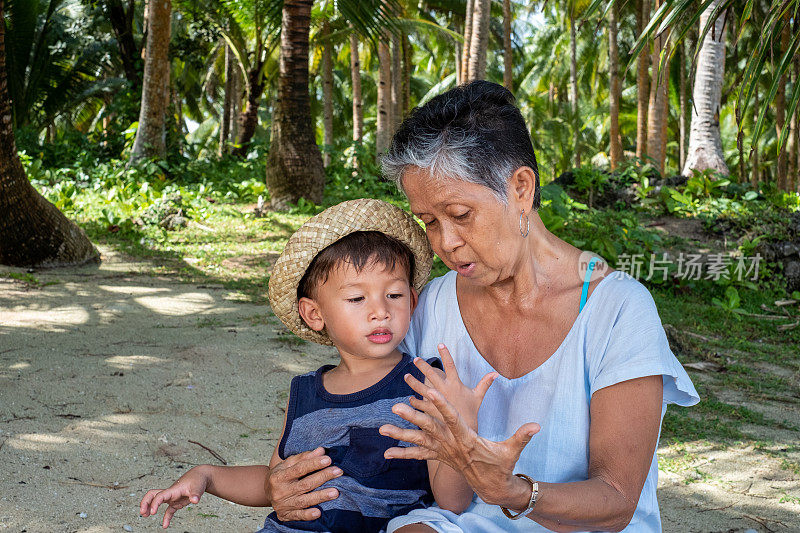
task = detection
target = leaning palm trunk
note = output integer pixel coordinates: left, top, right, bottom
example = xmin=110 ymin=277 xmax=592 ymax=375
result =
xmin=679 ymin=40 xmax=687 ymax=170
xmin=219 ymin=43 xmax=233 ymax=157
xmin=467 ymin=0 xmax=490 ymax=82
xmin=502 ymin=0 xmax=513 ymax=91
xmin=608 ymin=0 xmax=622 ymax=170
xmin=636 ymin=0 xmax=651 ymax=160
xmin=402 ymin=34 xmax=411 ymax=117
xmin=0 ymin=0 xmax=98 ymax=267
xmin=232 ymin=63 xmax=265 ymax=157
xmin=682 ymin=0 xmax=729 ymax=177
xmin=321 ymin=21 xmax=334 ymax=167
xmin=376 ymin=41 xmax=393 ymax=155
xmin=775 ymin=20 xmax=790 ymax=191
xmin=130 ymin=0 xmax=172 ymax=162
xmin=570 ymin=13 xmax=580 ymax=168
xmin=350 ymin=31 xmax=363 ymax=144
xmin=265 ymin=0 xmax=325 ymax=208
xmin=391 ymin=33 xmax=402 ymax=127
xmin=647 ymin=1 xmax=669 ymax=175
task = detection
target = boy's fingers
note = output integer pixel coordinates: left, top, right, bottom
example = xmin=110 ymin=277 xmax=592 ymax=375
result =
xmin=403 ymin=372 xmax=435 ymax=400
xmin=474 ymin=372 xmax=499 ymax=401
xmin=436 ymin=344 xmax=458 ymax=378
xmin=162 ymin=505 xmax=178 ymax=529
xmin=140 ymin=489 xmax=159 ymax=515
xmin=412 ymin=358 xmax=446 ymax=389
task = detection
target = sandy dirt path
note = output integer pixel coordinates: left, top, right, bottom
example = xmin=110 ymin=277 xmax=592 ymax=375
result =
xmin=1 ymin=247 xmax=798 ymax=532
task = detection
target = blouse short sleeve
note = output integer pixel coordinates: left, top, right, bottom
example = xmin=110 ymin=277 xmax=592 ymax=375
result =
xmin=587 ymin=274 xmax=700 ymax=407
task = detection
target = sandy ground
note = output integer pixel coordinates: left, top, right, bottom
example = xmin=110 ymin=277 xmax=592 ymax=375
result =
xmin=1 ymin=246 xmax=798 ymax=532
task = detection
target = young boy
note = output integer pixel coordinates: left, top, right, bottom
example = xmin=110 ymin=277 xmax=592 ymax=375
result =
xmin=139 ymin=199 xmax=474 ymax=532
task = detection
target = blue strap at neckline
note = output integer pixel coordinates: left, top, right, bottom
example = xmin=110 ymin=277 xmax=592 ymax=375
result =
xmin=579 ymin=257 xmax=600 ymax=313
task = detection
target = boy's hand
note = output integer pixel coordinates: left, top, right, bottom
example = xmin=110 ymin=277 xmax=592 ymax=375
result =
xmin=412 ymin=344 xmax=498 ymax=431
xmin=140 ymin=466 xmax=210 ymax=529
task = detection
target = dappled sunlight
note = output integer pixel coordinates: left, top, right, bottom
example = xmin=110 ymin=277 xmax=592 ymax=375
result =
xmin=9 ymin=432 xmax=81 ymax=451
xmin=105 ymin=355 xmax=167 ymax=369
xmin=0 ymin=305 xmax=89 ymax=329
xmin=134 ymin=292 xmax=215 ymax=316
xmin=8 ymin=361 xmax=30 ymax=369
xmin=98 ymin=284 xmax=170 ymax=295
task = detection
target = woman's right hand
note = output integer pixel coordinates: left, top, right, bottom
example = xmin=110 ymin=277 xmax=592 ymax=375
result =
xmin=266 ymin=447 xmax=343 ymax=522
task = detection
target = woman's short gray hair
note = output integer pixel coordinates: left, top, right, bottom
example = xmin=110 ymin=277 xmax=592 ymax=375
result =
xmin=381 ymin=81 xmax=541 ymax=209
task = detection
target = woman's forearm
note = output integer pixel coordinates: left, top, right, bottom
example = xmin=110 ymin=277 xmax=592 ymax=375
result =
xmin=498 ymin=475 xmax=635 ymax=533
xmin=202 ymin=464 xmax=272 ymax=507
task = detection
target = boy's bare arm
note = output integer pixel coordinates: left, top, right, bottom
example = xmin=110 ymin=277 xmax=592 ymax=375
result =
xmin=428 ymin=460 xmax=474 ymax=513
xmin=202 ymin=464 xmax=272 ymax=506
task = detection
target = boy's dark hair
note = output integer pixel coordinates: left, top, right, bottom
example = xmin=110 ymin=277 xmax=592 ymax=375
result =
xmin=297 ymin=231 xmax=415 ymax=300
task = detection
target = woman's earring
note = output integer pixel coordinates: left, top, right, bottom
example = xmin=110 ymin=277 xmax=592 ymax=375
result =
xmin=519 ymin=209 xmax=529 ymax=238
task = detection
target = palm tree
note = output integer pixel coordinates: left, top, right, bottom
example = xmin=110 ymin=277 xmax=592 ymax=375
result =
xmin=460 ymin=0 xmax=474 ymax=83
xmin=466 ymin=0 xmax=490 ymax=82
xmin=0 ymin=0 xmax=98 ymax=267
xmin=569 ymin=4 xmax=580 ymax=167
xmin=129 ymin=0 xmax=172 ymax=162
xmin=775 ymin=19 xmax=789 ymax=190
xmin=682 ymin=0 xmax=729 ymax=176
xmin=350 ymin=30 xmax=363 ymax=144
xmin=265 ymin=0 xmax=325 ymax=208
xmin=607 ymin=0 xmax=621 ymax=169
xmin=635 ymin=0 xmax=650 ymax=160
xmin=376 ymin=40 xmax=393 ymax=154
xmin=646 ymin=0 xmax=669 ymax=174
xmin=219 ymin=42 xmax=233 ymax=156
xmin=104 ymin=0 xmax=141 ymax=88
xmin=502 ymin=0 xmax=513 ymax=91
xmin=320 ymin=19 xmax=334 ymax=167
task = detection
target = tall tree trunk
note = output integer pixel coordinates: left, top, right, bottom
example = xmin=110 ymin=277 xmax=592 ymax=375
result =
xmin=321 ymin=20 xmax=334 ymax=167
xmin=647 ymin=0 xmax=669 ymax=175
xmin=376 ymin=41 xmax=393 ymax=155
xmin=502 ymin=0 xmax=513 ymax=91
xmin=350 ymin=31 xmax=363 ymax=144
xmin=467 ymin=0 xmax=490 ymax=82
xmin=219 ymin=42 xmax=233 ymax=157
xmin=461 ymin=0 xmax=474 ymax=83
xmin=636 ymin=0 xmax=651 ymax=161
xmin=402 ymin=34 xmax=411 ymax=118
xmin=608 ymin=0 xmax=622 ymax=170
xmin=683 ymin=1 xmax=729 ymax=176
xmin=232 ymin=61 xmax=265 ymax=157
xmin=791 ymin=56 xmax=800 ymax=192
xmin=776 ymin=19 xmax=789 ymax=191
xmin=230 ymin=60 xmax=241 ymax=145
xmin=105 ymin=0 xmax=140 ymax=88
xmin=570 ymin=13 xmax=580 ymax=167
xmin=265 ymin=0 xmax=325 ymax=208
xmin=391 ymin=32 xmax=402 ymax=127
xmin=0 ymin=0 xmax=98 ymax=267
xmin=679 ymin=38 xmax=687 ymax=171
xmin=751 ymin=88 xmax=760 ymax=187
xmin=129 ymin=0 xmax=171 ymax=162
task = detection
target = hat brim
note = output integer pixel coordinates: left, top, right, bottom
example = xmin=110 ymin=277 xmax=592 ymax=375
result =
xmin=268 ymin=199 xmax=433 ymax=345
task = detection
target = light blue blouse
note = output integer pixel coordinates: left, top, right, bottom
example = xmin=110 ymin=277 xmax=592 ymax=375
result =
xmin=387 ymin=270 xmax=700 ymax=532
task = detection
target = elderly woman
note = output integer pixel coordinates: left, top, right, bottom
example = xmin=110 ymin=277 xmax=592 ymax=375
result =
xmin=263 ymin=81 xmax=698 ymax=532
xmin=374 ymin=81 xmax=699 ymax=533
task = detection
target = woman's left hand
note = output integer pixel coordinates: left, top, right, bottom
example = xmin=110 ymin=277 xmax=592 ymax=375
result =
xmin=379 ymin=344 xmax=541 ymax=506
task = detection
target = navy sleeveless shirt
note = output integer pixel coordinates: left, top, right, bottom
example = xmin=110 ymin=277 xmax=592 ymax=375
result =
xmin=258 ymin=353 xmax=440 ymax=533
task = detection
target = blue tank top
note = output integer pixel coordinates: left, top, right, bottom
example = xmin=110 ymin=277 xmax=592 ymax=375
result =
xmin=259 ymin=353 xmax=440 ymax=533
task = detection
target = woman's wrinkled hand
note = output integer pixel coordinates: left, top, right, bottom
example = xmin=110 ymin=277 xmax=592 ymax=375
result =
xmin=379 ymin=344 xmax=541 ymax=506
xmin=266 ymin=447 xmax=343 ymax=522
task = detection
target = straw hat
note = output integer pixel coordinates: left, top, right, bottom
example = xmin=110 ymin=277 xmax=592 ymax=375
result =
xmin=268 ymin=198 xmax=433 ymax=345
